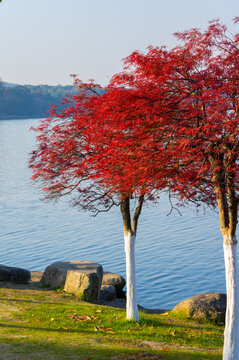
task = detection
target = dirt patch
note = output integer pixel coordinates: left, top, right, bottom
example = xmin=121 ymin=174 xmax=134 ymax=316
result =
xmin=140 ymin=339 xmax=222 ymax=353
xmin=0 ymin=281 xmax=38 ymax=291
xmin=0 ymin=303 xmax=21 ymax=320
xmin=0 ymin=344 xmax=18 ymax=360
xmin=0 ymin=271 xmax=43 ymax=290
xmin=112 ymin=353 xmax=163 ymax=360
xmin=30 ymin=271 xmax=43 ymax=282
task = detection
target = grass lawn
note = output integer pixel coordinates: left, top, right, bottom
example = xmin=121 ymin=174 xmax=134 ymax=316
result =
xmin=0 ymin=282 xmax=223 ymax=360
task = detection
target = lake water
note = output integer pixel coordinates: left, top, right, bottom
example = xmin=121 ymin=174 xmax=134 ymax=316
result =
xmin=0 ymin=118 xmax=232 ymax=309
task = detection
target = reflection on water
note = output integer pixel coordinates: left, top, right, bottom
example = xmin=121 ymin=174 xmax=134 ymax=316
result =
xmin=0 ymin=118 xmax=230 ymax=309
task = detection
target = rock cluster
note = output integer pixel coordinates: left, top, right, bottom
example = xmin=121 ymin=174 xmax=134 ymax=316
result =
xmin=98 ymin=272 xmax=126 ymax=302
xmin=39 ymin=260 xmax=126 ymax=304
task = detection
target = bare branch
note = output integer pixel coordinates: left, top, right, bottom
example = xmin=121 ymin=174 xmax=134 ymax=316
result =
xmin=167 ymin=191 xmax=183 ymax=216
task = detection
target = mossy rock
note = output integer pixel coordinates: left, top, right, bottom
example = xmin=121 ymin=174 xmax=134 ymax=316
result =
xmin=173 ymin=293 xmax=226 ymax=323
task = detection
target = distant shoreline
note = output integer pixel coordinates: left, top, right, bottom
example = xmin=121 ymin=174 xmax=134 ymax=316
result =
xmin=0 ymin=115 xmax=46 ymax=120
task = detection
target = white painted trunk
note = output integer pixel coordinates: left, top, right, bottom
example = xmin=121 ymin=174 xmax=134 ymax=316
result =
xmin=223 ymin=237 xmax=239 ymax=360
xmin=124 ymin=232 xmax=139 ymax=321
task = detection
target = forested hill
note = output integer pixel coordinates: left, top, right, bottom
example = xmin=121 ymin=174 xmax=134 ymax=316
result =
xmin=0 ymin=82 xmax=76 ymax=119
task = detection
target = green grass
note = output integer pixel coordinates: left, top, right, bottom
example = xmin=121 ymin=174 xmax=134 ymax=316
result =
xmin=0 ymin=284 xmax=223 ymax=359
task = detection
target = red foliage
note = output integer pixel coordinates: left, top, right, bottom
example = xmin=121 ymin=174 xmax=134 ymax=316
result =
xmin=30 ymin=19 xmax=239 ymax=221
xmin=29 ymin=76 xmax=175 ymax=213
xmin=107 ymin=19 xmax=239 ymax=211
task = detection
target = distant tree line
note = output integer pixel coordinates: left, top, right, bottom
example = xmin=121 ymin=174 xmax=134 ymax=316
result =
xmin=0 ymin=81 xmax=77 ymax=119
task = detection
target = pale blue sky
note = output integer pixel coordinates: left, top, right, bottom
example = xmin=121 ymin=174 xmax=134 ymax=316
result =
xmin=1 ymin=0 xmax=239 ymax=86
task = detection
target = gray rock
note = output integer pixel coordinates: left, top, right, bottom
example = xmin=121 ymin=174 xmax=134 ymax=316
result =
xmin=40 ymin=261 xmax=103 ymax=303
xmin=99 ymin=285 xmax=116 ymax=302
xmin=102 ymin=271 xmax=126 ymax=297
xmin=40 ymin=262 xmax=67 ymax=288
xmin=0 ymin=264 xmax=30 ymax=284
xmin=173 ymin=293 xmax=226 ymax=323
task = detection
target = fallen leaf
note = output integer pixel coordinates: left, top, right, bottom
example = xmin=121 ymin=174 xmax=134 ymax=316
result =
xmin=94 ymin=325 xmax=101 ymax=331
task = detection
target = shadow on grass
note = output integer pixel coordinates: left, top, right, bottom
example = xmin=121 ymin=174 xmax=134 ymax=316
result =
xmin=0 ymin=297 xmax=77 ymax=306
xmin=0 ymin=322 xmax=97 ymax=335
xmin=0 ymin=281 xmax=45 ymax=290
xmin=0 ymin=335 xmax=222 ymax=360
xmin=0 ymin=319 xmax=223 ymax=357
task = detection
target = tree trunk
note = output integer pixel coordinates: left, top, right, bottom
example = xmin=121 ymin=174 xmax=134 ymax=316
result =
xmin=120 ymin=195 xmax=143 ymax=322
xmin=223 ymin=236 xmax=239 ymax=360
xmin=210 ymin=156 xmax=239 ymax=359
xmin=124 ymin=231 xmax=139 ymax=321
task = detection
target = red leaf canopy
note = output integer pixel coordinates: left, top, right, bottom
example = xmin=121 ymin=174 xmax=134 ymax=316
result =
xmin=30 ymin=19 xmax=239 ymax=218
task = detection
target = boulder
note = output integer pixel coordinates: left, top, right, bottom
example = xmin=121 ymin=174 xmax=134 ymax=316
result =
xmin=99 ymin=285 xmax=116 ymax=302
xmin=173 ymin=293 xmax=226 ymax=323
xmin=0 ymin=264 xmax=30 ymax=284
xmin=40 ymin=261 xmax=103 ymax=303
xmin=102 ymin=271 xmax=126 ymax=297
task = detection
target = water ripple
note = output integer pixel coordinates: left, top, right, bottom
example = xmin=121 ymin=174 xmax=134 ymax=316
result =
xmin=0 ymin=118 xmax=235 ymax=309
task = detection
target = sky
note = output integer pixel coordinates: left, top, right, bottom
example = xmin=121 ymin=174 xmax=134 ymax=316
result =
xmin=1 ymin=0 xmax=239 ymax=86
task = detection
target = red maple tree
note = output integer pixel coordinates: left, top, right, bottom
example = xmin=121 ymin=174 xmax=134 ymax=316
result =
xmin=29 ymin=77 xmax=175 ymax=321
xmin=108 ymin=18 xmax=239 ymax=359
xmin=169 ymin=20 xmax=239 ymax=360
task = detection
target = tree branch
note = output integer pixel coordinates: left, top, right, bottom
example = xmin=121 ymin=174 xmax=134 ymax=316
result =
xmin=132 ymin=194 xmax=144 ymax=234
